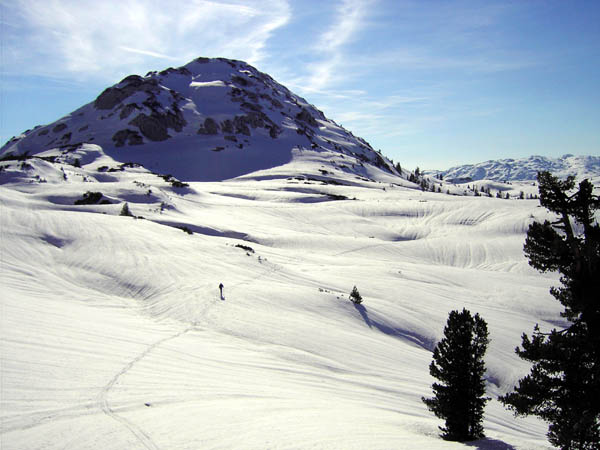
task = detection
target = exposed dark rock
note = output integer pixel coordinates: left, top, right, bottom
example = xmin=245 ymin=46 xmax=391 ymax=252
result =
xmin=371 ymin=151 xmax=393 ymax=173
xmin=169 ymin=89 xmax=184 ymax=101
xmin=195 ymin=57 xmax=210 ymax=64
xmin=38 ymin=129 xmax=49 ymax=136
xmin=241 ymin=102 xmax=262 ymax=112
xmin=168 ymin=107 xmax=186 ymax=131
xmin=158 ymin=173 xmax=189 ymax=188
xmin=112 ymin=129 xmax=143 ymax=147
xmin=296 ymin=108 xmax=319 ymax=127
xmin=233 ymin=116 xmax=251 ymax=136
xmin=260 ymin=93 xmax=283 ymax=109
xmin=61 ymin=132 xmax=72 ymax=142
xmin=222 ymin=59 xmax=237 ymax=68
xmin=74 ymin=191 xmax=111 ymax=205
xmin=52 ymin=123 xmax=67 ymax=133
xmin=224 ymin=135 xmax=237 ymax=142
xmin=60 ymin=143 xmax=82 ymax=153
xmin=129 ymin=114 xmax=170 ymax=141
xmin=142 ymin=97 xmax=162 ymax=110
xmin=244 ymin=91 xmax=258 ymax=103
xmin=162 ymin=109 xmax=186 ymax=132
xmin=247 ymin=111 xmax=269 ymax=128
xmin=95 ymin=87 xmax=131 ymax=110
xmin=231 ymin=75 xmax=251 ymax=87
xmin=221 ymin=119 xmax=233 ymax=134
xmin=119 ymin=103 xmax=140 ymax=120
xmin=235 ymin=244 xmax=254 ymax=253
xmin=78 ymin=125 xmax=89 ymax=132
xmin=121 ymin=74 xmax=143 ymax=84
xmin=94 ymin=76 xmax=159 ymax=110
xmin=197 ymin=117 xmax=219 ymax=135
xmin=295 ymin=123 xmax=315 ymax=138
xmin=127 ymin=100 xmax=185 ymax=141
xmin=159 ymin=67 xmax=192 ymax=77
xmin=269 ymin=125 xmax=281 ymax=139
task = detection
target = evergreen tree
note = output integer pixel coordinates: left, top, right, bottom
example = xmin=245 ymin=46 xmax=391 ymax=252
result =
xmin=349 ymin=286 xmax=362 ymax=304
xmin=423 ymin=308 xmax=490 ymax=441
xmin=499 ymin=171 xmax=600 ymax=450
xmin=120 ymin=202 xmax=132 ymax=217
xmin=395 ymin=162 xmax=402 ymax=174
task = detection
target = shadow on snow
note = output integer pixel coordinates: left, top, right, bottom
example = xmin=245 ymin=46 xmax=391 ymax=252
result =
xmin=353 ymin=303 xmax=435 ymax=352
xmin=465 ymin=437 xmax=518 ymax=450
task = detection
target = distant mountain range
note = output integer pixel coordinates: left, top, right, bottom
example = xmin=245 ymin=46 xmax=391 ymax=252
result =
xmin=1 ymin=57 xmax=397 ymax=182
xmin=429 ymin=154 xmax=600 ymax=183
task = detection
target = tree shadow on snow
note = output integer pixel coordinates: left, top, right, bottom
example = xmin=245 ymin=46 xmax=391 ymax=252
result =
xmin=465 ymin=438 xmax=517 ymax=450
xmin=352 ymin=303 xmax=435 ymax=352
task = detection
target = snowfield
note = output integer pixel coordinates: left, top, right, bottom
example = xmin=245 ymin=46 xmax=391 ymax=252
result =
xmin=0 ymin=147 xmax=563 ymax=450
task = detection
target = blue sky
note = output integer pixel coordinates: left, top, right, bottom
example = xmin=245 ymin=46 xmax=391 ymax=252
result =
xmin=1 ymin=0 xmax=599 ymax=169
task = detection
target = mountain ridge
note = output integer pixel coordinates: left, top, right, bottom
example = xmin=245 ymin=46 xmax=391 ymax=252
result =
xmin=430 ymin=154 xmax=600 ymax=183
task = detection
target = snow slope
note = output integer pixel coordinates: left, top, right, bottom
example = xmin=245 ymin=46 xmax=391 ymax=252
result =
xmin=1 ymin=57 xmax=398 ymax=183
xmin=0 ymin=148 xmax=561 ymax=449
xmin=430 ymin=154 xmax=600 ymax=184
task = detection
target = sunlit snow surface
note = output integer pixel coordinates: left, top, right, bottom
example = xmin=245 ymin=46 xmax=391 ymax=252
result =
xmin=0 ymin=149 xmax=560 ymax=449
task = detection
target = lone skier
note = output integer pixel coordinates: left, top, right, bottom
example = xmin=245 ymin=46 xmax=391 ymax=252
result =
xmin=219 ymin=283 xmax=224 ymax=300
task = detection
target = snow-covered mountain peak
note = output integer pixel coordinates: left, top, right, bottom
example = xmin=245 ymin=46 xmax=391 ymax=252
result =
xmin=434 ymin=154 xmax=600 ymax=184
xmin=2 ymin=57 xmax=397 ymax=182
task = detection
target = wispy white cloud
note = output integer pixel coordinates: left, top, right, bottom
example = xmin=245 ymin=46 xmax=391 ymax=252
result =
xmin=118 ymin=46 xmax=178 ymax=60
xmin=304 ymin=0 xmax=375 ymax=91
xmin=5 ymin=0 xmax=291 ymax=81
xmin=317 ymin=0 xmax=370 ymax=52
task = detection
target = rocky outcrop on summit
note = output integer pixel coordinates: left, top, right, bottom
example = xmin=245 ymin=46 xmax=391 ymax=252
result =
xmin=96 ymin=74 xmax=187 ymax=142
xmin=1 ymin=57 xmax=398 ymax=182
xmin=94 ymin=75 xmax=159 ymax=110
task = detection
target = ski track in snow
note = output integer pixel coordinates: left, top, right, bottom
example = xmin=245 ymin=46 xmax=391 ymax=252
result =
xmin=96 ymin=259 xmax=281 ymax=450
xmin=96 ymin=329 xmax=188 ymax=450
